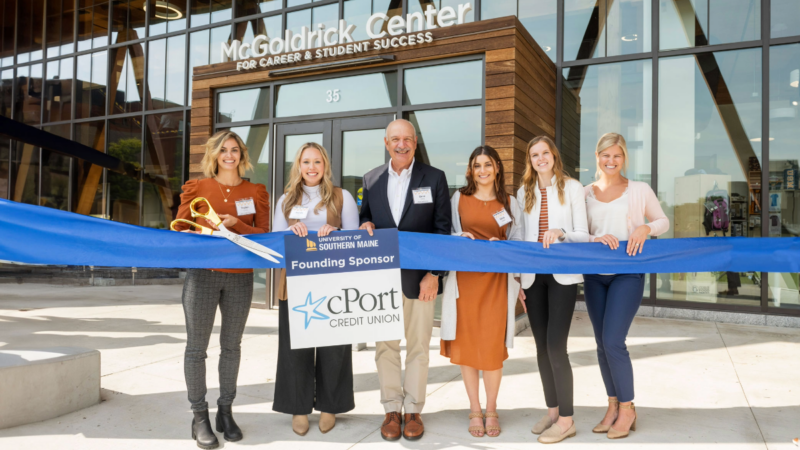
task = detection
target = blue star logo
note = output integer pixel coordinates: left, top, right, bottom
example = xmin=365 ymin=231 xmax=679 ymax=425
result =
xmin=292 ymin=292 xmax=330 ymax=329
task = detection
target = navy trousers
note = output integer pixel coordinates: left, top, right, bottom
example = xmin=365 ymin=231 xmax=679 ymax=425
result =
xmin=583 ymin=273 xmax=645 ymax=403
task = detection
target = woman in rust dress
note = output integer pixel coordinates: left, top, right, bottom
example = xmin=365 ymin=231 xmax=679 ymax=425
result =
xmin=440 ymin=145 xmax=520 ymax=438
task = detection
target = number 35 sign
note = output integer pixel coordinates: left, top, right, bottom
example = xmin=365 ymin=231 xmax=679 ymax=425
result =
xmin=326 ymin=89 xmax=341 ymax=103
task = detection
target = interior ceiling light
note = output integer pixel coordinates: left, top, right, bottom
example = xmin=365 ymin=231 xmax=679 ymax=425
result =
xmin=143 ymin=1 xmax=184 ymax=20
xmin=791 ymin=69 xmax=799 ymax=88
xmin=750 ymin=137 xmax=774 ymax=142
xmin=621 ymin=34 xmax=638 ymax=42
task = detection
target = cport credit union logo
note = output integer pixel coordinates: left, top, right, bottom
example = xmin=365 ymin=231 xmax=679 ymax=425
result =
xmin=284 ymin=229 xmax=404 ymax=349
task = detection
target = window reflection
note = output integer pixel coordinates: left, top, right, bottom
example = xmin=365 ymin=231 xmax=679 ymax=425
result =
xmin=209 ymin=25 xmax=233 ymax=64
xmin=658 ymin=48 xmax=762 ymax=306
xmin=0 ymin=0 xmax=15 ymax=66
xmin=233 ymin=14 xmax=281 ymax=58
xmin=41 ymin=124 xmax=72 ymax=211
xmin=412 ymin=0 xmax=473 ymax=24
xmin=17 ymin=0 xmax=45 ymax=63
xmin=112 ymin=0 xmax=147 ymax=43
xmin=143 ymin=112 xmax=184 ymax=228
xmin=45 ymin=58 xmax=74 ymax=123
xmin=188 ymin=29 xmax=210 ymax=105
xmin=481 ymin=0 xmax=558 ymax=61
xmin=15 ymin=64 xmax=43 ymax=126
xmin=149 ymin=0 xmax=188 ymax=35
xmin=110 ymin=45 xmax=146 ymax=114
xmin=406 ymin=106 xmax=482 ymax=195
xmin=565 ymin=0 xmax=651 ymax=61
xmin=11 ymin=141 xmax=40 ymax=205
xmin=1 ymin=69 xmax=13 ymax=118
xmin=236 ymin=0 xmax=281 ymax=17
xmin=108 ymin=116 xmax=143 ymax=225
xmin=74 ymin=120 xmax=107 ymax=217
xmin=148 ymin=35 xmax=187 ymax=109
xmin=660 ymin=0 xmax=759 ymax=51
xmin=47 ymin=0 xmax=77 ymax=57
xmin=0 ymin=138 xmax=9 ymax=199
xmin=287 ymin=4 xmax=338 ymax=49
xmin=345 ymin=0 xmax=403 ymax=42
xmin=218 ymin=88 xmax=269 ymax=123
xmin=767 ymin=43 xmax=800 ymax=310
xmin=76 ymin=50 xmax=108 ymax=118
xmin=77 ymin=0 xmax=111 ymax=51
xmin=342 ymin=128 xmax=385 ymax=210
xmin=772 ymin=0 xmax=800 ymax=39
xmin=403 ymin=60 xmax=482 ymax=105
xmin=275 ymin=72 xmax=397 ymax=117
xmin=562 ymin=60 xmax=652 ymax=185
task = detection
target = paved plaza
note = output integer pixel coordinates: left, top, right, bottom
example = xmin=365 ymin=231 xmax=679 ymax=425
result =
xmin=0 ymin=284 xmax=798 ymax=449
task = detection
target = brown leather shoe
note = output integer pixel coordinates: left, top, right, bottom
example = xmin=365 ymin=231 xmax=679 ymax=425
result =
xmin=380 ymin=412 xmax=402 ymax=441
xmin=403 ymin=413 xmax=424 ymax=440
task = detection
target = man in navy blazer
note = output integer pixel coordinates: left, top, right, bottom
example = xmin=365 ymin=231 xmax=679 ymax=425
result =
xmin=359 ymin=119 xmax=451 ymax=441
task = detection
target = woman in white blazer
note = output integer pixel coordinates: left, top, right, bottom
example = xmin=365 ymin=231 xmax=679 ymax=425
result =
xmin=515 ymin=136 xmax=589 ymax=444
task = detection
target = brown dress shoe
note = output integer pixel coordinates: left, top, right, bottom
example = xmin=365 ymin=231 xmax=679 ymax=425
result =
xmin=403 ymin=413 xmax=424 ymax=441
xmin=381 ymin=412 xmax=402 ymax=441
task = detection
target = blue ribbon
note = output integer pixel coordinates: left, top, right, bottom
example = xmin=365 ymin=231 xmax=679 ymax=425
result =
xmin=2 ymin=198 xmax=798 ymax=274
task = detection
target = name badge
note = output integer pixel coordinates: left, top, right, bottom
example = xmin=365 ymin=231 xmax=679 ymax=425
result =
xmin=235 ymin=198 xmax=256 ymax=216
xmin=493 ymin=209 xmax=512 ymax=227
xmin=412 ymin=187 xmax=433 ymax=204
xmin=289 ymin=205 xmax=309 ymax=219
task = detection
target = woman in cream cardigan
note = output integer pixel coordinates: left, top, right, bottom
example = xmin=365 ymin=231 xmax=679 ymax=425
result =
xmin=515 ymin=135 xmax=589 ymax=444
xmin=440 ymin=145 xmax=521 ymax=438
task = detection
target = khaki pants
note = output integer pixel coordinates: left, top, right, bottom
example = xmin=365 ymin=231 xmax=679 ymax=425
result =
xmin=375 ymin=294 xmax=435 ymax=414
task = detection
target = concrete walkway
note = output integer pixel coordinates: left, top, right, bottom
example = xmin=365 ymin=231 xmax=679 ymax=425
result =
xmin=0 ymin=284 xmax=798 ymax=449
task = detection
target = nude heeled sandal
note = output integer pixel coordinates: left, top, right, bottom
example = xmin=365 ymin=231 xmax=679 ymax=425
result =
xmin=592 ymin=398 xmax=619 ymax=433
xmin=467 ymin=411 xmax=485 ymax=437
xmin=484 ymin=411 xmax=501 ymax=437
xmin=607 ymin=403 xmax=636 ymax=439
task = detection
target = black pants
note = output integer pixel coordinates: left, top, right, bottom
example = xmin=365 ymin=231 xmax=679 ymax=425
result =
xmin=273 ymin=299 xmax=355 ymax=415
xmin=524 ymin=274 xmax=577 ymax=417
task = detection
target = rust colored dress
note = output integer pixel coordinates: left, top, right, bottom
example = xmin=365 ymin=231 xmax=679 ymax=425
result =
xmin=440 ymin=194 xmax=509 ymax=371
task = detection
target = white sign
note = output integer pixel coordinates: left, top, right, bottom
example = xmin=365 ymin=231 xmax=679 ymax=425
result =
xmin=223 ymin=3 xmax=472 ymax=71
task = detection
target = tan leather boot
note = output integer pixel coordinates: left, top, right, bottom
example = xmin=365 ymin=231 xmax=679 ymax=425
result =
xmin=319 ymin=413 xmax=336 ymax=434
xmin=292 ymin=415 xmax=309 ymax=436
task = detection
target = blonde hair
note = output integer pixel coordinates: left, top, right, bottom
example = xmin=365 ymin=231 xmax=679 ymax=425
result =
xmin=521 ymin=136 xmax=571 ymax=214
xmin=595 ymin=132 xmax=629 ymax=181
xmin=282 ymin=143 xmax=339 ymax=220
xmin=200 ymin=130 xmax=253 ymax=178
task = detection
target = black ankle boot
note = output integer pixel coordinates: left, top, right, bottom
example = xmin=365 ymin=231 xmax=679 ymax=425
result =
xmin=216 ymin=404 xmax=243 ymax=442
xmin=191 ymin=410 xmax=219 ymax=449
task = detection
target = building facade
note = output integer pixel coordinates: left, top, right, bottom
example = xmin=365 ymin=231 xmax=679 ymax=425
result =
xmin=1 ymin=0 xmax=799 ymax=319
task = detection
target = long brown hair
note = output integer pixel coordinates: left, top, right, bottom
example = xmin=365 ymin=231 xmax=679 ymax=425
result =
xmin=522 ymin=136 xmax=571 ymax=214
xmin=282 ymin=142 xmax=339 ymax=220
xmin=459 ymin=145 xmax=514 ymax=221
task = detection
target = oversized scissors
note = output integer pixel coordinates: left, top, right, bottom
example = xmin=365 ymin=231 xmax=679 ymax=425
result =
xmin=170 ymin=197 xmax=283 ymax=264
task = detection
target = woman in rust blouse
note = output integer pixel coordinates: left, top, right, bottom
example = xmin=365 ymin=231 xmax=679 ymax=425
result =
xmin=174 ymin=130 xmax=269 ymax=449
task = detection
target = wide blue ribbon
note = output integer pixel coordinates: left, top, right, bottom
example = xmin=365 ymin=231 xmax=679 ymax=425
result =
xmin=1 ymin=198 xmax=798 ymax=274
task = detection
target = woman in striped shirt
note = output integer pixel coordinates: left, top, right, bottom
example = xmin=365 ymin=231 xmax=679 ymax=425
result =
xmin=514 ymin=136 xmax=589 ymax=444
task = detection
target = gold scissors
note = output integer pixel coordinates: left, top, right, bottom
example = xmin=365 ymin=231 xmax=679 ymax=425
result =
xmin=170 ymin=197 xmax=283 ymax=264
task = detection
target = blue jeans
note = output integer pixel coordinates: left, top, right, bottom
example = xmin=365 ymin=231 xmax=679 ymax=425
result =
xmin=583 ymin=274 xmax=645 ymax=403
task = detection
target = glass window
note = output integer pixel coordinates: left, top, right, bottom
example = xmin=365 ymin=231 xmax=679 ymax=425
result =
xmin=47 ymin=0 xmax=77 ymax=58
xmin=148 ymin=35 xmax=186 ymax=109
xmin=73 ymin=120 xmax=107 ymax=216
xmin=17 ymin=0 xmax=45 ymax=63
xmin=149 ymin=0 xmax=188 ymax=35
xmin=562 ymin=60 xmax=652 ymax=186
xmin=345 ymin=0 xmax=387 ymax=43
xmin=211 ymin=0 xmax=232 ymax=23
xmin=403 ymin=60 xmax=482 ymax=105
xmin=565 ymin=0 xmax=651 ymax=61
xmin=287 ymin=4 xmax=338 ymax=49
xmin=0 ymin=69 xmax=12 ymax=117
xmin=0 ymin=0 xmax=15 ymax=67
xmin=518 ymin=0 xmax=557 ymax=62
xmin=236 ymin=0 xmax=281 ymax=17
xmin=110 ymin=45 xmax=146 ymax=114
xmin=15 ymin=65 xmax=44 ymax=126
xmin=41 ymin=124 xmax=72 ymax=211
xmin=45 ymin=58 xmax=74 ymax=123
xmin=11 ymin=141 xmax=40 ymax=205
xmin=217 ymin=87 xmax=269 ymax=123
xmin=287 ymin=0 xmax=310 ymax=7
xmin=406 ymin=106 xmax=482 ymax=195
xmin=76 ymin=51 xmax=110 ymax=119
xmin=767 ymin=43 xmax=800 ymax=310
xmin=412 ymin=0 xmax=474 ymax=24
xmin=275 ymin=72 xmax=397 ymax=117
xmin=233 ymin=14 xmax=281 ymax=58
xmin=111 ymin=0 xmax=147 ymax=43
xmin=657 ymin=48 xmax=762 ymax=306
xmin=188 ymin=29 xmax=210 ymax=105
xmin=143 ymin=112 xmax=184 ymax=228
xmin=108 ymin=116 xmax=143 ymax=225
xmin=660 ymin=0 xmax=759 ymax=51
xmin=0 ymin=138 xmax=9 ymax=199
xmin=209 ymin=25 xmax=233 ymax=64
xmin=342 ymin=128 xmax=385 ymax=208
xmin=772 ymin=0 xmax=800 ymax=39
xmin=77 ymin=0 xmax=111 ymax=50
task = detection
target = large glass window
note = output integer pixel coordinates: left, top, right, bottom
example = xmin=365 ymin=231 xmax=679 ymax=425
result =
xmin=660 ymin=0 xmax=760 ymax=51
xmin=149 ymin=0 xmax=188 ymax=35
xmin=482 ymin=0 xmax=556 ymax=62
xmin=41 ymin=123 xmax=72 ymax=211
xmin=658 ymin=48 xmax=762 ymax=306
xmin=0 ymin=0 xmax=15 ymax=67
xmin=0 ymin=138 xmax=9 ymax=199
xmin=209 ymin=25 xmax=233 ymax=64
xmin=772 ymin=0 xmax=800 ymax=39
xmin=564 ymin=0 xmax=651 ymax=61
xmin=0 ymin=68 xmax=13 ymax=118
xmin=148 ymin=35 xmax=187 ymax=109
xmin=562 ymin=60 xmax=652 ymax=186
xmin=110 ymin=45 xmax=146 ymax=114
xmin=76 ymin=51 xmax=108 ymax=118
xmin=767 ymin=43 xmax=800 ymax=311
xmin=233 ymin=14 xmax=281 ymax=58
xmin=403 ymin=60 xmax=482 ymax=105
xmin=190 ymin=0 xmax=232 ymax=26
xmin=111 ymin=0 xmax=147 ymax=43
xmin=17 ymin=0 xmax=45 ymax=63
xmin=143 ymin=112 xmax=184 ymax=228
xmin=411 ymin=0 xmax=474 ymax=24
xmin=217 ymin=87 xmax=269 ymax=123
xmin=45 ymin=58 xmax=74 ymax=123
xmin=47 ymin=0 xmax=77 ymax=58
xmin=188 ymin=29 xmax=209 ymax=105
xmin=236 ymin=0 xmax=281 ymax=17
xmin=108 ymin=116 xmax=143 ymax=225
xmin=275 ymin=72 xmax=397 ymax=117
xmin=73 ymin=120 xmax=107 ymax=216
xmin=287 ymin=3 xmax=338 ymax=48
xmin=78 ymin=0 xmax=111 ymax=52
xmin=11 ymin=141 xmax=40 ymax=205
xmin=345 ymin=0 xmax=402 ymax=43
xmin=15 ymin=65 xmax=44 ymax=126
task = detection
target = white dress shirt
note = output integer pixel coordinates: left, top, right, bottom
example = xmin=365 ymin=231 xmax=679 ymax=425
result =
xmin=386 ymin=158 xmax=415 ymax=226
xmin=273 ymin=184 xmax=360 ymax=232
